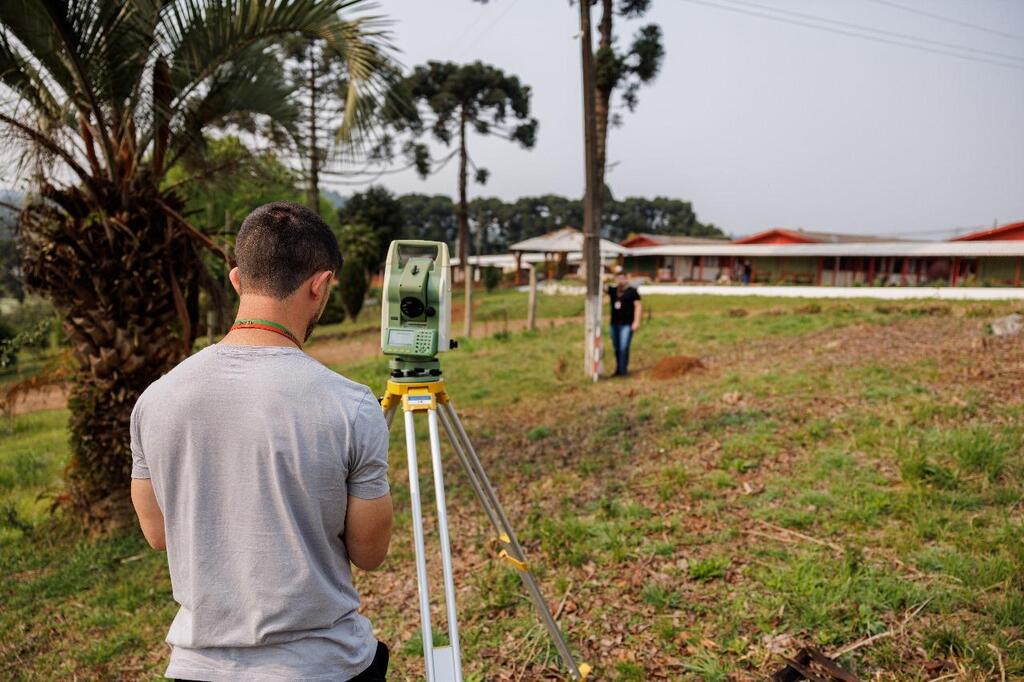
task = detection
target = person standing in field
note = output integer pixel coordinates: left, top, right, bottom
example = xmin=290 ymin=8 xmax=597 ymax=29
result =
xmin=608 ymin=269 xmax=642 ymax=376
xmin=129 ymin=201 xmax=393 ymax=682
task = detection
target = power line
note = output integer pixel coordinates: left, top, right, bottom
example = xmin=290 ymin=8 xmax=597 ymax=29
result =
xmin=676 ymin=0 xmax=1024 ymax=72
xmin=454 ymin=0 xmax=524 ymax=61
xmin=709 ymin=0 xmax=1024 ymax=64
xmin=446 ymin=3 xmax=502 ymax=56
xmin=862 ymin=0 xmax=1024 ymax=44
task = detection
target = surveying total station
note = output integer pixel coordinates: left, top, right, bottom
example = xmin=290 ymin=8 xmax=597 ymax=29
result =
xmin=379 ymin=241 xmax=590 ymax=681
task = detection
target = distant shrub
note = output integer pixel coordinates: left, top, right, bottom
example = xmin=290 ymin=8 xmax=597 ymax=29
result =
xmin=338 ymin=258 xmax=369 ymax=321
xmin=482 ymin=266 xmax=501 ymax=292
xmin=320 ymin=288 xmax=345 ymax=325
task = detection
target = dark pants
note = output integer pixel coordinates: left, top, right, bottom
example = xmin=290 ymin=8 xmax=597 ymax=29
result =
xmin=176 ymin=640 xmax=389 ymax=682
xmin=610 ymin=323 xmax=633 ymax=375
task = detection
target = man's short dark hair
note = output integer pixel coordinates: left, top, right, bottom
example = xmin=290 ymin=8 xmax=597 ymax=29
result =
xmin=235 ymin=201 xmax=342 ymax=299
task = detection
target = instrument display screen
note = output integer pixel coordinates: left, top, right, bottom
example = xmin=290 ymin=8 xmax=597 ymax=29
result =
xmin=388 ymin=329 xmax=416 ymax=346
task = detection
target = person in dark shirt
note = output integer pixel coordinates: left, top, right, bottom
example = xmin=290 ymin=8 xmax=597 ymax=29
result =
xmin=608 ymin=270 xmax=642 ymax=376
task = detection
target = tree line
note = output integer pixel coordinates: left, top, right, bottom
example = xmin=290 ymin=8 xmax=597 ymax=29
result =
xmin=340 ymin=186 xmax=725 ymax=261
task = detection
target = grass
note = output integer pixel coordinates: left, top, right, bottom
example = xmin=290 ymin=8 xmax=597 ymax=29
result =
xmin=2 ymin=291 xmax=1023 ymax=679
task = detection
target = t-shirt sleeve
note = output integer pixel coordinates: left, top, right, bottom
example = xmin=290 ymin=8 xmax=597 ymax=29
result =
xmin=129 ymin=398 xmax=150 ymax=480
xmin=632 ymin=287 xmax=641 ymax=301
xmin=347 ymin=390 xmax=391 ymax=500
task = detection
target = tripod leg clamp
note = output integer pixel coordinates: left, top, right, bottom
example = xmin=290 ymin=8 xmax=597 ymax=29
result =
xmin=496 ymin=533 xmax=529 ymax=571
xmin=498 ymin=549 xmax=529 ymax=572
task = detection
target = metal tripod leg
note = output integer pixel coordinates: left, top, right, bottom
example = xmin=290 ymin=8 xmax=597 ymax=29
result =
xmin=437 ymin=401 xmax=588 ymax=681
xmin=394 ymin=402 xmax=463 ymax=682
xmin=427 ymin=408 xmax=463 ymax=681
xmin=401 ymin=410 xmax=438 ymax=682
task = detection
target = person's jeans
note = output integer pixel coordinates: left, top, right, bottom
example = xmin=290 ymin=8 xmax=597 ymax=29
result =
xmin=610 ymin=324 xmax=633 ymax=375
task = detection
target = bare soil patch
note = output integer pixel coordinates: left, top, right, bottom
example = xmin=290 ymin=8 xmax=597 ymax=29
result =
xmin=648 ymin=355 xmax=705 ymax=379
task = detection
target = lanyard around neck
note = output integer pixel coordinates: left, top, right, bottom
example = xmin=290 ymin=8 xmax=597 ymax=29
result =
xmin=230 ymin=318 xmax=302 ymax=349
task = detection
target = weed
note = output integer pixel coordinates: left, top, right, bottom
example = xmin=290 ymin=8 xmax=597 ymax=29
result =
xmin=901 ymin=455 xmax=958 ymax=489
xmin=689 ymin=556 xmax=729 ymax=582
xmin=948 ymin=426 xmax=1013 ymax=482
xmin=526 ymin=426 xmax=550 ymax=442
xmin=642 ymin=584 xmax=682 ymax=610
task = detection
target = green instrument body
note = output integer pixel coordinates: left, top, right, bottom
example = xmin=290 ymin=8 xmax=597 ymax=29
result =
xmin=380 ymin=241 xmax=452 ymax=381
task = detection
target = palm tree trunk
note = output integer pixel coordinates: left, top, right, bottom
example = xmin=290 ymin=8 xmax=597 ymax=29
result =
xmin=20 ymin=187 xmax=201 ymax=528
xmin=457 ymin=111 xmax=472 ymax=337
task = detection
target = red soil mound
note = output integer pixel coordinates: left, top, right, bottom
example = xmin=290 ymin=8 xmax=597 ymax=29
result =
xmin=649 ymin=355 xmax=705 ymax=379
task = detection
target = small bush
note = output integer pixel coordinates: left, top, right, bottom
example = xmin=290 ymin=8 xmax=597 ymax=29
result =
xmin=482 ymin=266 xmax=501 ymax=292
xmin=337 ymin=258 xmax=369 ymax=321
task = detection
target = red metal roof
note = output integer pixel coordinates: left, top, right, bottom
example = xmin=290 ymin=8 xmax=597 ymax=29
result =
xmin=952 ymin=220 xmax=1024 ymax=241
xmin=733 ymin=228 xmax=820 ymax=244
xmin=620 ymin=233 xmax=728 ymax=248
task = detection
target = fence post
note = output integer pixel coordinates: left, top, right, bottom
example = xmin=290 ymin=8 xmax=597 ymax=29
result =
xmin=527 ymin=265 xmax=537 ymax=332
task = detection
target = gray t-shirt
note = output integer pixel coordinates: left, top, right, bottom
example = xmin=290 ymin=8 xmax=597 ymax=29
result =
xmin=130 ymin=344 xmax=389 ymax=681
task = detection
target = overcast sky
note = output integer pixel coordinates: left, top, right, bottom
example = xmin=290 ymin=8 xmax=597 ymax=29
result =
xmin=327 ymin=0 xmax=1024 ymax=239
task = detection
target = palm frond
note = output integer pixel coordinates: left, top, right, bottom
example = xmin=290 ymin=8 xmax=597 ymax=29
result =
xmin=167 ymin=42 xmax=301 ymax=166
xmin=142 ymin=0 xmax=395 ymax=162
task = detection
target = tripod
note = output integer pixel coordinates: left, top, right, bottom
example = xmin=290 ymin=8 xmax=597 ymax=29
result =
xmin=381 ymin=378 xmax=590 ymax=681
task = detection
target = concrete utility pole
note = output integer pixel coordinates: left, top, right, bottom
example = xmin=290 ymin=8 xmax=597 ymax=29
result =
xmin=579 ymin=0 xmax=602 ymax=380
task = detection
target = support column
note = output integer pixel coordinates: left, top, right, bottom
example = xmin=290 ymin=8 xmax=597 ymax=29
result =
xmin=867 ymin=257 xmax=876 ymax=285
xmin=832 ymin=256 xmax=839 ymax=286
xmin=900 ymin=257 xmax=909 ymax=286
xmin=527 ymin=265 xmax=537 ymax=331
xmin=1015 ymin=258 xmax=1022 ymax=287
xmin=951 ymin=257 xmax=960 ymax=286
xmin=698 ymin=256 xmax=704 ymax=282
xmin=816 ymin=257 xmax=823 ymax=285
xmin=514 ymin=251 xmax=522 ymax=286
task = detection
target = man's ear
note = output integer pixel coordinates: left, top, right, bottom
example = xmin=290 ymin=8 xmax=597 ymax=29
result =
xmin=228 ymin=267 xmax=242 ymax=295
xmin=310 ymin=270 xmax=334 ymax=300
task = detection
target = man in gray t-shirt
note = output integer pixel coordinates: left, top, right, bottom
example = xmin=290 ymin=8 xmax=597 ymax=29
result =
xmin=130 ymin=202 xmax=393 ymax=682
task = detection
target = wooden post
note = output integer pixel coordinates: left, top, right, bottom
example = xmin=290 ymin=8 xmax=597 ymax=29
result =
xmin=1015 ymin=258 xmax=1022 ymax=287
xmin=464 ymin=255 xmax=473 ymax=336
xmin=698 ymin=256 xmax=704 ymax=282
xmin=816 ymin=257 xmax=823 ymax=285
xmin=916 ymin=258 xmax=924 ymax=285
xmin=832 ymin=256 xmax=839 ymax=286
xmin=514 ymin=251 xmax=522 ymax=286
xmin=867 ymin=257 xmax=876 ymax=285
xmin=951 ymin=257 xmax=960 ymax=286
xmin=900 ymin=257 xmax=909 ymax=285
xmin=527 ymin=265 xmax=537 ymax=331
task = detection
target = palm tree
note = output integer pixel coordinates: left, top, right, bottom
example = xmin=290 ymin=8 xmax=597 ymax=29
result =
xmin=0 ymin=0 xmax=393 ymax=526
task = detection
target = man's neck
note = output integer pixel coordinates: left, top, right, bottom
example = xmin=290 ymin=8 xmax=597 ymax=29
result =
xmin=222 ymin=296 xmax=306 ymax=349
